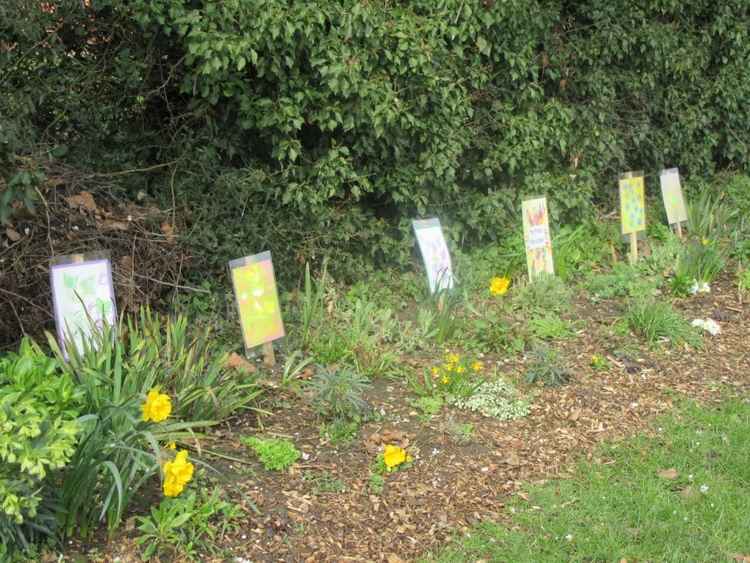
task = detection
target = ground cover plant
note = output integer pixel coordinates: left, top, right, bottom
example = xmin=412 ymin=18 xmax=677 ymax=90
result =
xmin=429 ymin=398 xmax=750 ymax=562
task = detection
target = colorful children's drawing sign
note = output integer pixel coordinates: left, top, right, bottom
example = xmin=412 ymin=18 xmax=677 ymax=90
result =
xmin=522 ymin=197 xmax=554 ymax=279
xmin=619 ymin=174 xmax=646 ymax=234
xmin=412 ymin=218 xmax=454 ymax=294
xmin=50 ymin=254 xmax=117 ymax=356
xmin=659 ymin=168 xmax=688 ymax=226
xmin=229 ymin=251 xmax=285 ymax=351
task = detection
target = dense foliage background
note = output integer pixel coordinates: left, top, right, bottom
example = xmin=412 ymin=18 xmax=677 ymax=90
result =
xmin=2 ymin=0 xmax=749 ymax=279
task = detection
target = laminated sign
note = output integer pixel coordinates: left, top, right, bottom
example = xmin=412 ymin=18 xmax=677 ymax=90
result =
xmin=412 ymin=218 xmax=454 ymax=294
xmin=619 ymin=174 xmax=646 ymax=235
xmin=522 ymin=197 xmax=554 ymax=279
xmin=50 ymin=253 xmax=117 ymax=356
xmin=229 ymin=251 xmax=285 ymax=351
xmin=659 ymin=168 xmax=688 ymax=226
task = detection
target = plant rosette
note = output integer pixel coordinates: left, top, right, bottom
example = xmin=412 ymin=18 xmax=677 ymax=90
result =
xmin=374 ymin=445 xmax=414 ymax=474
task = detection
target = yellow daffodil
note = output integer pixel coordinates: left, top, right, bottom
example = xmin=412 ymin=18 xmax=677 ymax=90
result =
xmin=471 ymin=361 xmax=483 ymax=372
xmin=142 ymin=389 xmax=172 ymax=423
xmin=456 ymin=365 xmax=466 ymax=374
xmin=162 ymin=450 xmax=194 ymax=497
xmin=431 ymin=367 xmax=440 ymax=378
xmin=166 ymin=441 xmax=176 ymax=450
xmin=445 ymin=353 xmax=460 ymax=364
xmin=441 ymin=375 xmax=451 ymax=385
xmin=383 ymin=445 xmax=408 ymax=470
xmin=490 ymin=276 xmax=511 ymax=296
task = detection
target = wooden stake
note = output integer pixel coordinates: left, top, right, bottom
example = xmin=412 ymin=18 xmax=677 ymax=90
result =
xmin=629 ymin=232 xmax=638 ymax=265
xmin=262 ymin=341 xmax=276 ymax=367
xmin=675 ymin=221 xmax=684 ymax=239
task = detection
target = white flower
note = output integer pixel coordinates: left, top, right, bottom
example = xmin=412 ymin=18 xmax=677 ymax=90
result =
xmin=700 ymin=484 xmax=709 ymax=494
xmin=691 ymin=318 xmax=721 ymax=335
xmin=565 ymin=534 xmax=573 ymax=542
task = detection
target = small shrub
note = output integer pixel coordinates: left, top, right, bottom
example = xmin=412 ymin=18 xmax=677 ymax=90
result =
xmin=241 ymin=436 xmax=300 ymax=471
xmin=136 ymin=488 xmax=241 ymax=561
xmin=449 ymin=379 xmax=530 ymax=420
xmin=514 ymin=274 xmax=572 ymax=314
xmin=584 ymin=263 xmax=659 ymax=300
xmin=525 ymin=344 xmax=572 ymax=387
xmin=412 ymin=395 xmax=444 ymax=416
xmin=308 ymin=366 xmax=371 ymax=421
xmin=675 ymin=241 xmax=726 ymax=285
xmin=320 ymin=418 xmax=360 ymax=446
xmin=625 ymin=300 xmax=702 ymax=348
xmin=0 ymin=340 xmax=81 ymax=554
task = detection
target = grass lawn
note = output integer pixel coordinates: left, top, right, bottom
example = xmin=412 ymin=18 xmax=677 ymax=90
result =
xmin=428 ymin=398 xmax=750 ymax=563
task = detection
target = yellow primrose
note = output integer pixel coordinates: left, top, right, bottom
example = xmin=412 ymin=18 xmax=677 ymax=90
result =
xmin=383 ymin=445 xmax=408 ymax=470
xmin=142 ymin=389 xmax=172 ymax=423
xmin=455 ymin=365 xmax=466 ymax=374
xmin=162 ymin=450 xmax=194 ymax=497
xmin=445 ymin=353 xmax=460 ymax=364
xmin=166 ymin=441 xmax=176 ymax=450
xmin=490 ymin=276 xmax=511 ymax=296
xmin=471 ymin=361 xmax=483 ymax=372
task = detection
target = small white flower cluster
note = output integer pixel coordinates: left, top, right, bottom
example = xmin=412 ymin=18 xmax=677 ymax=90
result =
xmin=691 ymin=318 xmax=721 ymax=335
xmin=449 ymin=379 xmax=530 ymax=420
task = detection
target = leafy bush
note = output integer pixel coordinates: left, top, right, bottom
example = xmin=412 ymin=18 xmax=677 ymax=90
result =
xmin=136 ymin=488 xmax=242 ymax=561
xmin=241 ymin=437 xmax=300 ymax=472
xmin=625 ymin=300 xmax=702 ymax=348
xmin=308 ymin=366 xmax=371 ymax=421
xmin=0 ymin=340 xmax=81 ymax=554
xmin=514 ymin=274 xmax=573 ymax=314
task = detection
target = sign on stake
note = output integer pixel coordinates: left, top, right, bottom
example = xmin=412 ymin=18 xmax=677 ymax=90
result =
xmin=522 ymin=196 xmax=554 ymax=280
xmin=659 ymin=168 xmax=688 ymax=238
xmin=50 ymin=251 xmax=117 ymax=357
xmin=619 ymin=172 xmax=646 ymax=264
xmin=412 ymin=218 xmax=454 ymax=297
xmin=228 ymin=251 xmax=285 ymax=367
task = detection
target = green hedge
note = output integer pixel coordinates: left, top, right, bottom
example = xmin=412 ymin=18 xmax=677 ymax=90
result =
xmin=2 ymin=0 xmax=748 ymax=278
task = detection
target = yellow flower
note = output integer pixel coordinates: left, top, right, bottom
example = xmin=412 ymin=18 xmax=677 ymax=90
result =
xmin=441 ymin=375 xmax=451 ymax=385
xmin=431 ymin=367 xmax=440 ymax=378
xmin=162 ymin=450 xmax=194 ymax=497
xmin=445 ymin=353 xmax=460 ymax=364
xmin=455 ymin=365 xmax=466 ymax=374
xmin=471 ymin=361 xmax=483 ymax=372
xmin=383 ymin=445 xmax=407 ymax=470
xmin=142 ymin=389 xmax=172 ymax=423
xmin=490 ymin=276 xmax=511 ymax=296
xmin=701 ymin=238 xmax=710 ymax=246
xmin=166 ymin=441 xmax=176 ymax=450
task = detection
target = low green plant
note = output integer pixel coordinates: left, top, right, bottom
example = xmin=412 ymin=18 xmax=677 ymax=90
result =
xmin=687 ymin=189 xmax=732 ymax=243
xmin=525 ymin=344 xmax=572 ymax=387
xmin=625 ymin=300 xmax=702 ymax=348
xmin=669 ymin=273 xmax=695 ymax=297
xmin=429 ymin=276 xmax=465 ymax=344
xmin=449 ymin=379 xmax=530 ymax=420
xmin=514 ymin=274 xmax=572 ymax=314
xmin=584 ymin=263 xmax=659 ymax=300
xmin=0 ymin=340 xmax=81 ymax=554
xmin=368 ymin=473 xmax=385 ymax=495
xmin=298 ymin=260 xmax=330 ymax=350
xmin=675 ymin=240 xmax=726 ymax=285
xmin=553 ymin=223 xmax=610 ymax=281
xmin=407 ymin=353 xmax=482 ymax=401
xmin=464 ymin=318 xmax=526 ymax=355
xmin=136 ymin=488 xmax=242 ymax=560
xmin=241 ymin=436 xmax=300 ymax=471
xmin=308 ymin=366 xmax=371 ymax=421
xmin=528 ymin=314 xmax=575 ymax=340
xmin=412 ymin=395 xmax=444 ymax=416
xmin=589 ymin=354 xmax=611 ymax=371
xmin=302 ymin=471 xmax=347 ymax=495
xmin=280 ymin=351 xmax=314 ymax=390
xmin=738 ymin=268 xmax=750 ymax=297
xmin=444 ymin=420 xmax=475 ymax=444
xmin=319 ymin=418 xmax=360 ymax=446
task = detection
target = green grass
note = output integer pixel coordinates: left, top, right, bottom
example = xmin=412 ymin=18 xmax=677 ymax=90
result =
xmin=426 ymin=398 xmax=750 ymax=562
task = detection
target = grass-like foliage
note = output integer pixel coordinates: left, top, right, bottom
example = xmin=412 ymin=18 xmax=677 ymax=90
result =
xmin=514 ymin=274 xmax=572 ymax=315
xmin=625 ymin=300 xmax=702 ymax=348
xmin=429 ymin=399 xmax=750 ymax=562
xmin=242 ymin=436 xmax=300 ymax=472
xmin=136 ymin=488 xmax=242 ymax=561
xmin=524 ymin=344 xmax=572 ymax=387
xmin=308 ymin=366 xmax=371 ymax=421
xmin=676 ymin=240 xmax=726 ymax=285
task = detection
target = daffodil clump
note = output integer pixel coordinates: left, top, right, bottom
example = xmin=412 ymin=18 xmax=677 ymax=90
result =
xmin=590 ymin=354 xmax=610 ymax=371
xmin=377 ymin=445 xmax=413 ymax=473
xmin=490 ymin=276 xmax=511 ymax=296
xmin=428 ymin=352 xmax=482 ymax=399
xmin=162 ymin=450 xmax=195 ymax=497
xmin=142 ymin=389 xmax=172 ymax=423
